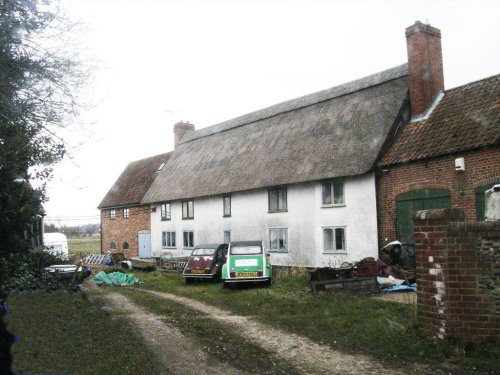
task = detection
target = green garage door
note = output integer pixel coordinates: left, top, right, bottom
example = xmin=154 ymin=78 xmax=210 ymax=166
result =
xmin=476 ymin=183 xmax=499 ymax=221
xmin=396 ymin=189 xmax=451 ymax=244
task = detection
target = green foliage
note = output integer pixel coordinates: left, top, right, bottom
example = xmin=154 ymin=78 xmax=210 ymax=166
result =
xmin=0 ymin=0 xmax=86 ymax=257
xmin=0 ymin=252 xmax=76 ymax=300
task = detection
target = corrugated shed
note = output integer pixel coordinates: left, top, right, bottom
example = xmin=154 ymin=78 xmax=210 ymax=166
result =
xmin=142 ymin=65 xmax=409 ymax=203
xmin=98 ymin=152 xmax=172 ymax=208
xmin=379 ymin=74 xmax=500 ymax=166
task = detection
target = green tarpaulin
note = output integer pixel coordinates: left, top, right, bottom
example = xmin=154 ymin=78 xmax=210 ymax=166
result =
xmin=92 ymin=271 xmax=138 ymax=286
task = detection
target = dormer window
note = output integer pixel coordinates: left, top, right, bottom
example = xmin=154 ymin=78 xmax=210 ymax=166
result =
xmin=157 ymin=162 xmax=166 ymax=173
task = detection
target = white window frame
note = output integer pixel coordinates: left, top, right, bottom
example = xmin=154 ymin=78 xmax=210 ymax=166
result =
xmin=223 ymin=195 xmax=231 ymax=217
xmin=268 ymin=227 xmax=289 ymax=253
xmin=123 ymin=208 xmax=129 ymax=219
xmin=321 ymin=179 xmax=345 ymax=207
xmin=110 ymin=209 xmax=116 ymax=220
xmin=183 ymin=230 xmax=194 ymax=249
xmin=162 ymin=231 xmax=176 ymax=248
xmin=268 ymin=187 xmax=287 ymax=212
xmin=161 ymin=203 xmax=171 ymax=221
xmin=322 ymin=226 xmax=347 ymax=254
xmin=182 ymin=200 xmax=194 ymax=219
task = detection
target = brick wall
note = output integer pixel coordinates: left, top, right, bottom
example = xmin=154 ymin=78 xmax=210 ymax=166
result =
xmin=377 ymin=146 xmax=500 ymax=249
xmin=406 ymin=21 xmax=444 ymax=118
xmin=414 ymin=208 xmax=500 ymax=343
xmin=100 ymin=205 xmax=150 ymax=257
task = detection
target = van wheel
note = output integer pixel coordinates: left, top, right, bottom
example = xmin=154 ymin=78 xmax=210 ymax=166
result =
xmin=185 ymin=278 xmax=193 ymax=284
xmin=265 ymin=279 xmax=272 ymax=287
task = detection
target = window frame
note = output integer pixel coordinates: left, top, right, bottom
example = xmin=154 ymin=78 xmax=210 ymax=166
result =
xmin=110 ymin=241 xmax=116 ymax=249
xmin=322 ymin=226 xmax=347 ymax=254
xmin=123 ymin=208 xmax=130 ymax=219
xmin=268 ymin=227 xmax=289 ymax=253
xmin=162 ymin=231 xmax=176 ymax=248
xmin=183 ymin=230 xmax=194 ymax=249
xmin=268 ymin=187 xmax=287 ymax=213
xmin=182 ymin=200 xmax=194 ymax=220
xmin=223 ymin=195 xmax=231 ymax=217
xmin=161 ymin=203 xmax=171 ymax=221
xmin=321 ymin=179 xmax=345 ymax=207
xmin=223 ymin=229 xmax=231 ymax=244
xmin=110 ymin=209 xmax=116 ymax=220
xmin=122 ymin=241 xmax=130 ymax=250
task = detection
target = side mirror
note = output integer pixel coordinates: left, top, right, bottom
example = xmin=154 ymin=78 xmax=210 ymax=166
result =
xmin=266 ymin=253 xmax=270 ymax=258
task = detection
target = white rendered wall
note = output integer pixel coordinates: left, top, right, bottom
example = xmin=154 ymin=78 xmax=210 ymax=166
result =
xmin=150 ymin=172 xmax=379 ymax=267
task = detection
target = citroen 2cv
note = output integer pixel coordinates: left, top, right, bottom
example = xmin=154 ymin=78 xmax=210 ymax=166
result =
xmin=182 ymin=243 xmax=228 ymax=283
xmin=221 ymin=240 xmax=272 ymax=287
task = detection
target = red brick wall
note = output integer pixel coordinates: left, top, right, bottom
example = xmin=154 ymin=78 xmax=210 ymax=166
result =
xmin=377 ymin=146 xmax=500 ymax=249
xmin=414 ymin=208 xmax=500 ymax=343
xmin=100 ymin=205 xmax=150 ymax=257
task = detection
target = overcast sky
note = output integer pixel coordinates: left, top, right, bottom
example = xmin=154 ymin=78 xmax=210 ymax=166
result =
xmin=43 ymin=0 xmax=500 ymax=226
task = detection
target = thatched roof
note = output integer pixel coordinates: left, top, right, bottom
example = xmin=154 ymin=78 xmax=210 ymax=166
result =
xmin=379 ymin=73 xmax=500 ymax=166
xmin=98 ymin=152 xmax=172 ymax=209
xmin=143 ymin=65 xmax=409 ymax=203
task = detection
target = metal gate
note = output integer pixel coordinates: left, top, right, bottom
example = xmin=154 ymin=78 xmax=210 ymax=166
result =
xmin=396 ymin=189 xmax=450 ymax=243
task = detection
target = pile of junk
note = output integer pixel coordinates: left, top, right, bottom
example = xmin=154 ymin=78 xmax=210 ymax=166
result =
xmin=309 ymin=240 xmax=416 ymax=296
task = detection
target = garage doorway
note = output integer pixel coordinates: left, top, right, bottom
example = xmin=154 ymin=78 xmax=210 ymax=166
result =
xmin=396 ymin=189 xmax=451 ymax=243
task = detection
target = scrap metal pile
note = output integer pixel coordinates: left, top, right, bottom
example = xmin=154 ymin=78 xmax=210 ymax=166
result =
xmin=309 ymin=241 xmax=417 ymax=296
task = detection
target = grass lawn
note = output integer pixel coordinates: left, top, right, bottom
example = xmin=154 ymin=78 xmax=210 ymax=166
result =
xmin=68 ymin=236 xmax=100 ymax=256
xmin=132 ymin=271 xmax=500 ymax=374
xmin=6 ymin=290 xmax=163 ymax=375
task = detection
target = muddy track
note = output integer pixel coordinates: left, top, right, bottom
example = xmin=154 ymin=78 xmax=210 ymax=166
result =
xmin=140 ymin=289 xmax=411 ymax=375
xmin=100 ymin=292 xmax=248 ymax=375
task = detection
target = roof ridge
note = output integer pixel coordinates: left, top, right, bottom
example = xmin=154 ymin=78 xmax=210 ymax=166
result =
xmin=444 ymin=72 xmax=500 ymax=93
xmin=129 ymin=151 xmax=173 ymax=165
xmin=180 ymin=64 xmax=408 ymax=144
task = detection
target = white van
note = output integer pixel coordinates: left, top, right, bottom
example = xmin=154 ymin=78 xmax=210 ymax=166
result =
xmin=43 ymin=232 xmax=69 ymax=258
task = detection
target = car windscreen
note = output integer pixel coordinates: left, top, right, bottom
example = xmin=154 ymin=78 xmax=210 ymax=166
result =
xmin=192 ymin=248 xmax=216 ymax=256
xmin=230 ymin=245 xmax=262 ymax=255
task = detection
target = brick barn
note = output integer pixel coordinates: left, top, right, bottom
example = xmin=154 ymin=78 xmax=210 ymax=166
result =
xmin=376 ymin=22 xmax=500 ymax=249
xmin=98 ymin=152 xmax=172 ymax=257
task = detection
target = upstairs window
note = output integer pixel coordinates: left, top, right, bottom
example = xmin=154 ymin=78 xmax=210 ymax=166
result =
xmin=322 ymin=179 xmax=344 ymax=206
xmin=122 ymin=242 xmax=130 ymax=250
xmin=123 ymin=208 xmax=129 ymax=219
xmin=323 ymin=227 xmax=346 ymax=253
xmin=223 ymin=196 xmax=231 ymax=217
xmin=110 ymin=242 xmax=116 ymax=249
xmin=268 ymin=187 xmax=287 ymax=212
xmin=110 ymin=209 xmax=116 ymax=220
xmin=161 ymin=203 xmax=171 ymax=221
xmin=182 ymin=200 xmax=194 ymax=219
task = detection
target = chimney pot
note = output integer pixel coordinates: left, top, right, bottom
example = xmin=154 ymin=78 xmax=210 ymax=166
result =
xmin=406 ymin=21 xmax=444 ymax=119
xmin=173 ymin=121 xmax=195 ymax=149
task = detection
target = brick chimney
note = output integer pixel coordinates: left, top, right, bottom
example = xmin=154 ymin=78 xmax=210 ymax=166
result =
xmin=406 ymin=21 xmax=444 ymax=119
xmin=173 ymin=121 xmax=195 ymax=149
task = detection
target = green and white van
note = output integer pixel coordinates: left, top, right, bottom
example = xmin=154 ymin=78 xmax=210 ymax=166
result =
xmin=221 ymin=240 xmax=272 ymax=287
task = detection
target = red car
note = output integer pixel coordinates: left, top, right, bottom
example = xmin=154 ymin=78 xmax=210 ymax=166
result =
xmin=182 ymin=243 xmax=228 ymax=283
